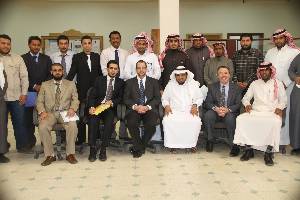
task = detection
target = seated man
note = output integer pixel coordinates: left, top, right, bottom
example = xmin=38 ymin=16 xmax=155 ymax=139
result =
xmin=37 ymin=63 xmax=79 ymax=166
xmin=203 ymin=66 xmax=241 ymax=156
xmin=162 ymin=66 xmax=203 ymax=152
xmin=233 ymin=62 xmax=287 ymax=166
xmin=124 ymin=60 xmax=161 ymax=158
xmin=88 ymin=60 xmax=124 ymax=162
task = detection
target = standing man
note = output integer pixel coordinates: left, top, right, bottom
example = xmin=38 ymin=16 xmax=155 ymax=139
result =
xmin=203 ymin=66 xmax=241 ymax=155
xmin=159 ymin=34 xmax=190 ymax=91
xmin=232 ymin=33 xmax=264 ymax=95
xmin=265 ymin=28 xmax=300 ymax=153
xmin=233 ymin=62 xmax=287 ymax=166
xmin=88 ymin=60 xmax=124 ymax=162
xmin=67 ymin=35 xmax=102 ymax=145
xmin=50 ymin=35 xmax=74 ymax=77
xmin=124 ymin=60 xmax=161 ymax=158
xmin=124 ymin=32 xmax=160 ymax=81
xmin=0 ymin=34 xmax=29 ymax=152
xmin=186 ymin=33 xmax=213 ymax=86
xmin=204 ymin=42 xmax=233 ymax=85
xmin=37 ymin=63 xmax=79 ymax=166
xmin=22 ymin=36 xmax=52 ymax=148
xmin=100 ymin=31 xmax=128 ymax=79
xmin=288 ymin=54 xmax=300 ymax=155
xmin=0 ymin=62 xmax=9 ymax=162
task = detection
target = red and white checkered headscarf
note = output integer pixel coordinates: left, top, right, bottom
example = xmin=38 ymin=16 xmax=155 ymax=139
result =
xmin=212 ymin=42 xmax=228 ymax=58
xmin=257 ymin=62 xmax=278 ymax=100
xmin=271 ymin=28 xmax=300 ymax=51
xmin=130 ymin=32 xmax=153 ymax=54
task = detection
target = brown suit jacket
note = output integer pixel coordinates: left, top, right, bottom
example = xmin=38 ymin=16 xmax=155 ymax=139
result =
xmin=36 ymin=79 xmax=79 ymax=114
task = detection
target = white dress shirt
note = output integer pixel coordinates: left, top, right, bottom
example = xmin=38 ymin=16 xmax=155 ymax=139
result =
xmin=50 ymin=50 xmax=74 ymax=74
xmin=124 ymin=52 xmax=161 ymax=81
xmin=265 ymin=45 xmax=300 ymax=87
xmin=100 ymin=46 xmax=129 ymax=79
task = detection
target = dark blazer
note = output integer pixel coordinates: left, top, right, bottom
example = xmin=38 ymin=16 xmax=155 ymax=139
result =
xmin=88 ymin=76 xmax=124 ymax=111
xmin=21 ymin=52 xmax=52 ymax=91
xmin=66 ymin=52 xmax=102 ymax=101
xmin=0 ymin=70 xmax=7 ymax=100
xmin=204 ymin=81 xmax=241 ymax=115
xmin=124 ymin=76 xmax=161 ymax=112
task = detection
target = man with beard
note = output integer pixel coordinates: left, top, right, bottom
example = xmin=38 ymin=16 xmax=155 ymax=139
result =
xmin=265 ymin=28 xmax=300 ymax=154
xmin=37 ymin=63 xmax=79 ymax=166
xmin=162 ymin=66 xmax=204 ymax=152
xmin=233 ymin=62 xmax=287 ymax=166
xmin=159 ymin=34 xmax=191 ymax=91
xmin=232 ymin=33 xmax=264 ymax=95
xmin=204 ymin=42 xmax=233 ymax=85
xmin=186 ymin=33 xmax=213 ymax=86
xmin=22 ymin=36 xmax=52 ymax=149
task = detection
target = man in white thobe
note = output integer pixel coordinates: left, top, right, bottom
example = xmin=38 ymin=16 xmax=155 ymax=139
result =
xmin=162 ymin=66 xmax=203 ymax=152
xmin=233 ymin=62 xmax=287 ymax=166
xmin=265 ymin=28 xmax=300 ymax=153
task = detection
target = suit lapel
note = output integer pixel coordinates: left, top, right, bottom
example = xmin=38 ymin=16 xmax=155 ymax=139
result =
xmin=227 ymin=83 xmax=234 ymax=105
xmin=59 ymin=79 xmax=67 ymax=101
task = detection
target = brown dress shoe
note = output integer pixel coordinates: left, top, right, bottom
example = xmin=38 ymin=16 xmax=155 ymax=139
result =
xmin=66 ymin=154 xmax=78 ymax=164
xmin=41 ymin=156 xmax=56 ymax=166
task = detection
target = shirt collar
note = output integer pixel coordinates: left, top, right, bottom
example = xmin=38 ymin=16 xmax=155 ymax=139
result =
xmin=30 ymin=52 xmax=39 ymax=57
xmin=60 ymin=50 xmax=71 ymax=56
xmin=137 ymin=76 xmax=146 ymax=82
xmin=110 ymin=46 xmax=119 ymax=51
xmin=53 ymin=79 xmax=62 ymax=85
xmin=220 ymin=82 xmax=229 ymax=87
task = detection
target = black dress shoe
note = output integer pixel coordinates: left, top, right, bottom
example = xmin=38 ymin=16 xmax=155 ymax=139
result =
xmin=229 ymin=145 xmax=240 ymax=157
xmin=264 ymin=152 xmax=274 ymax=166
xmin=240 ymin=149 xmax=254 ymax=161
xmin=291 ymin=148 xmax=300 ymax=155
xmin=0 ymin=154 xmax=10 ymax=163
xmin=133 ymin=150 xmax=143 ymax=158
xmin=206 ymin=141 xmax=213 ymax=152
xmin=88 ymin=147 xmax=97 ymax=162
xmin=279 ymin=145 xmax=286 ymax=154
xmin=99 ymin=148 xmax=107 ymax=161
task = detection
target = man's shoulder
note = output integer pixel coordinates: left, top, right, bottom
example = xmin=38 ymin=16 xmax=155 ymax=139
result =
xmin=62 ymin=79 xmax=75 ymax=87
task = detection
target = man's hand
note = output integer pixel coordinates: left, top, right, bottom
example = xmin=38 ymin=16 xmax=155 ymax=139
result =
xmin=274 ymin=108 xmax=283 ymax=118
xmin=220 ymin=107 xmax=229 ymax=114
xmin=19 ymin=95 xmax=27 ymax=105
xmin=245 ymin=105 xmax=252 ymax=113
xmin=89 ymin=107 xmax=96 ymax=115
xmin=237 ymin=82 xmax=248 ymax=89
xmin=66 ymin=108 xmax=75 ymax=117
xmin=164 ymin=105 xmax=172 ymax=116
xmin=39 ymin=112 xmax=48 ymax=121
xmin=160 ymin=90 xmax=164 ymax=96
xmin=33 ymin=84 xmax=41 ymax=92
xmin=105 ymin=100 xmax=113 ymax=106
xmin=190 ymin=105 xmax=198 ymax=116
xmin=295 ymin=77 xmax=300 ymax=85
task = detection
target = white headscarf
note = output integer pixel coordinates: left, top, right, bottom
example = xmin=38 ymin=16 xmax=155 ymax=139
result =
xmin=0 ymin=62 xmax=5 ymax=90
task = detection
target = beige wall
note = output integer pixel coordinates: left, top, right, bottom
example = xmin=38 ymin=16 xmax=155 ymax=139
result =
xmin=1 ymin=0 xmax=299 ymax=54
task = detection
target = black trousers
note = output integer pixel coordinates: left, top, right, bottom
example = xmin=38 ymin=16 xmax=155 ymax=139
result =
xmin=126 ymin=110 xmax=158 ymax=152
xmin=88 ymin=108 xmax=115 ymax=148
xmin=204 ymin=110 xmax=236 ymax=146
xmin=77 ymin=101 xmax=87 ymax=144
xmin=24 ymin=107 xmax=36 ymax=147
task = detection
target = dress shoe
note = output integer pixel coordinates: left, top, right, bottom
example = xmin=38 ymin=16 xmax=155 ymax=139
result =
xmin=229 ymin=145 xmax=240 ymax=157
xmin=206 ymin=141 xmax=213 ymax=152
xmin=279 ymin=145 xmax=286 ymax=154
xmin=41 ymin=156 xmax=56 ymax=166
xmin=291 ymin=148 xmax=300 ymax=155
xmin=99 ymin=148 xmax=107 ymax=161
xmin=66 ymin=154 xmax=78 ymax=164
xmin=264 ymin=152 xmax=274 ymax=166
xmin=190 ymin=147 xmax=197 ymax=153
xmin=240 ymin=149 xmax=254 ymax=161
xmin=0 ymin=154 xmax=10 ymax=163
xmin=88 ymin=147 xmax=97 ymax=162
xmin=133 ymin=150 xmax=143 ymax=158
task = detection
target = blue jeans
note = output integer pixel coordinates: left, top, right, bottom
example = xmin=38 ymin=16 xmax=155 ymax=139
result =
xmin=5 ymin=101 xmax=28 ymax=150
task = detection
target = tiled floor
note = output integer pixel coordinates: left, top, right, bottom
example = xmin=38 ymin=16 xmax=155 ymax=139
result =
xmin=1 ymin=121 xmax=300 ymax=200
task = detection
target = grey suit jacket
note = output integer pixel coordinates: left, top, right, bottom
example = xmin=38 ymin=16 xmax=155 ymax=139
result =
xmin=204 ymin=81 xmax=241 ymax=115
xmin=36 ymin=79 xmax=79 ymax=114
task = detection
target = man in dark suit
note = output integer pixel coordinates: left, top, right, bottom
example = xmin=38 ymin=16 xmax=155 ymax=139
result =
xmin=124 ymin=60 xmax=161 ymax=158
xmin=22 ymin=36 xmax=52 ymax=149
xmin=67 ymin=35 xmax=102 ymax=145
xmin=203 ymin=65 xmax=241 ymax=156
xmin=88 ymin=60 xmax=124 ymax=162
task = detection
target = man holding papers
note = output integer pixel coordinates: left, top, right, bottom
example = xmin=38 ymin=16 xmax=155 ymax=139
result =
xmin=88 ymin=60 xmax=124 ymax=162
xmin=37 ymin=63 xmax=79 ymax=166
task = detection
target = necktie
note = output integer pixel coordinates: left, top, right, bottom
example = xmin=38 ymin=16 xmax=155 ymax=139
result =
xmin=54 ymin=82 xmax=61 ymax=111
xmin=105 ymin=78 xmax=114 ymax=101
xmin=87 ymin=55 xmax=91 ymax=72
xmin=61 ymin=54 xmax=67 ymax=77
xmin=138 ymin=79 xmax=145 ymax=105
xmin=32 ymin=55 xmax=38 ymax=63
xmin=220 ymin=85 xmax=226 ymax=107
xmin=114 ymin=49 xmax=119 ymax=64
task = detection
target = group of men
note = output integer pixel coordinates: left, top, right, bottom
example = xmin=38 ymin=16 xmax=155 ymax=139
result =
xmin=0 ymin=28 xmax=299 ymax=167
